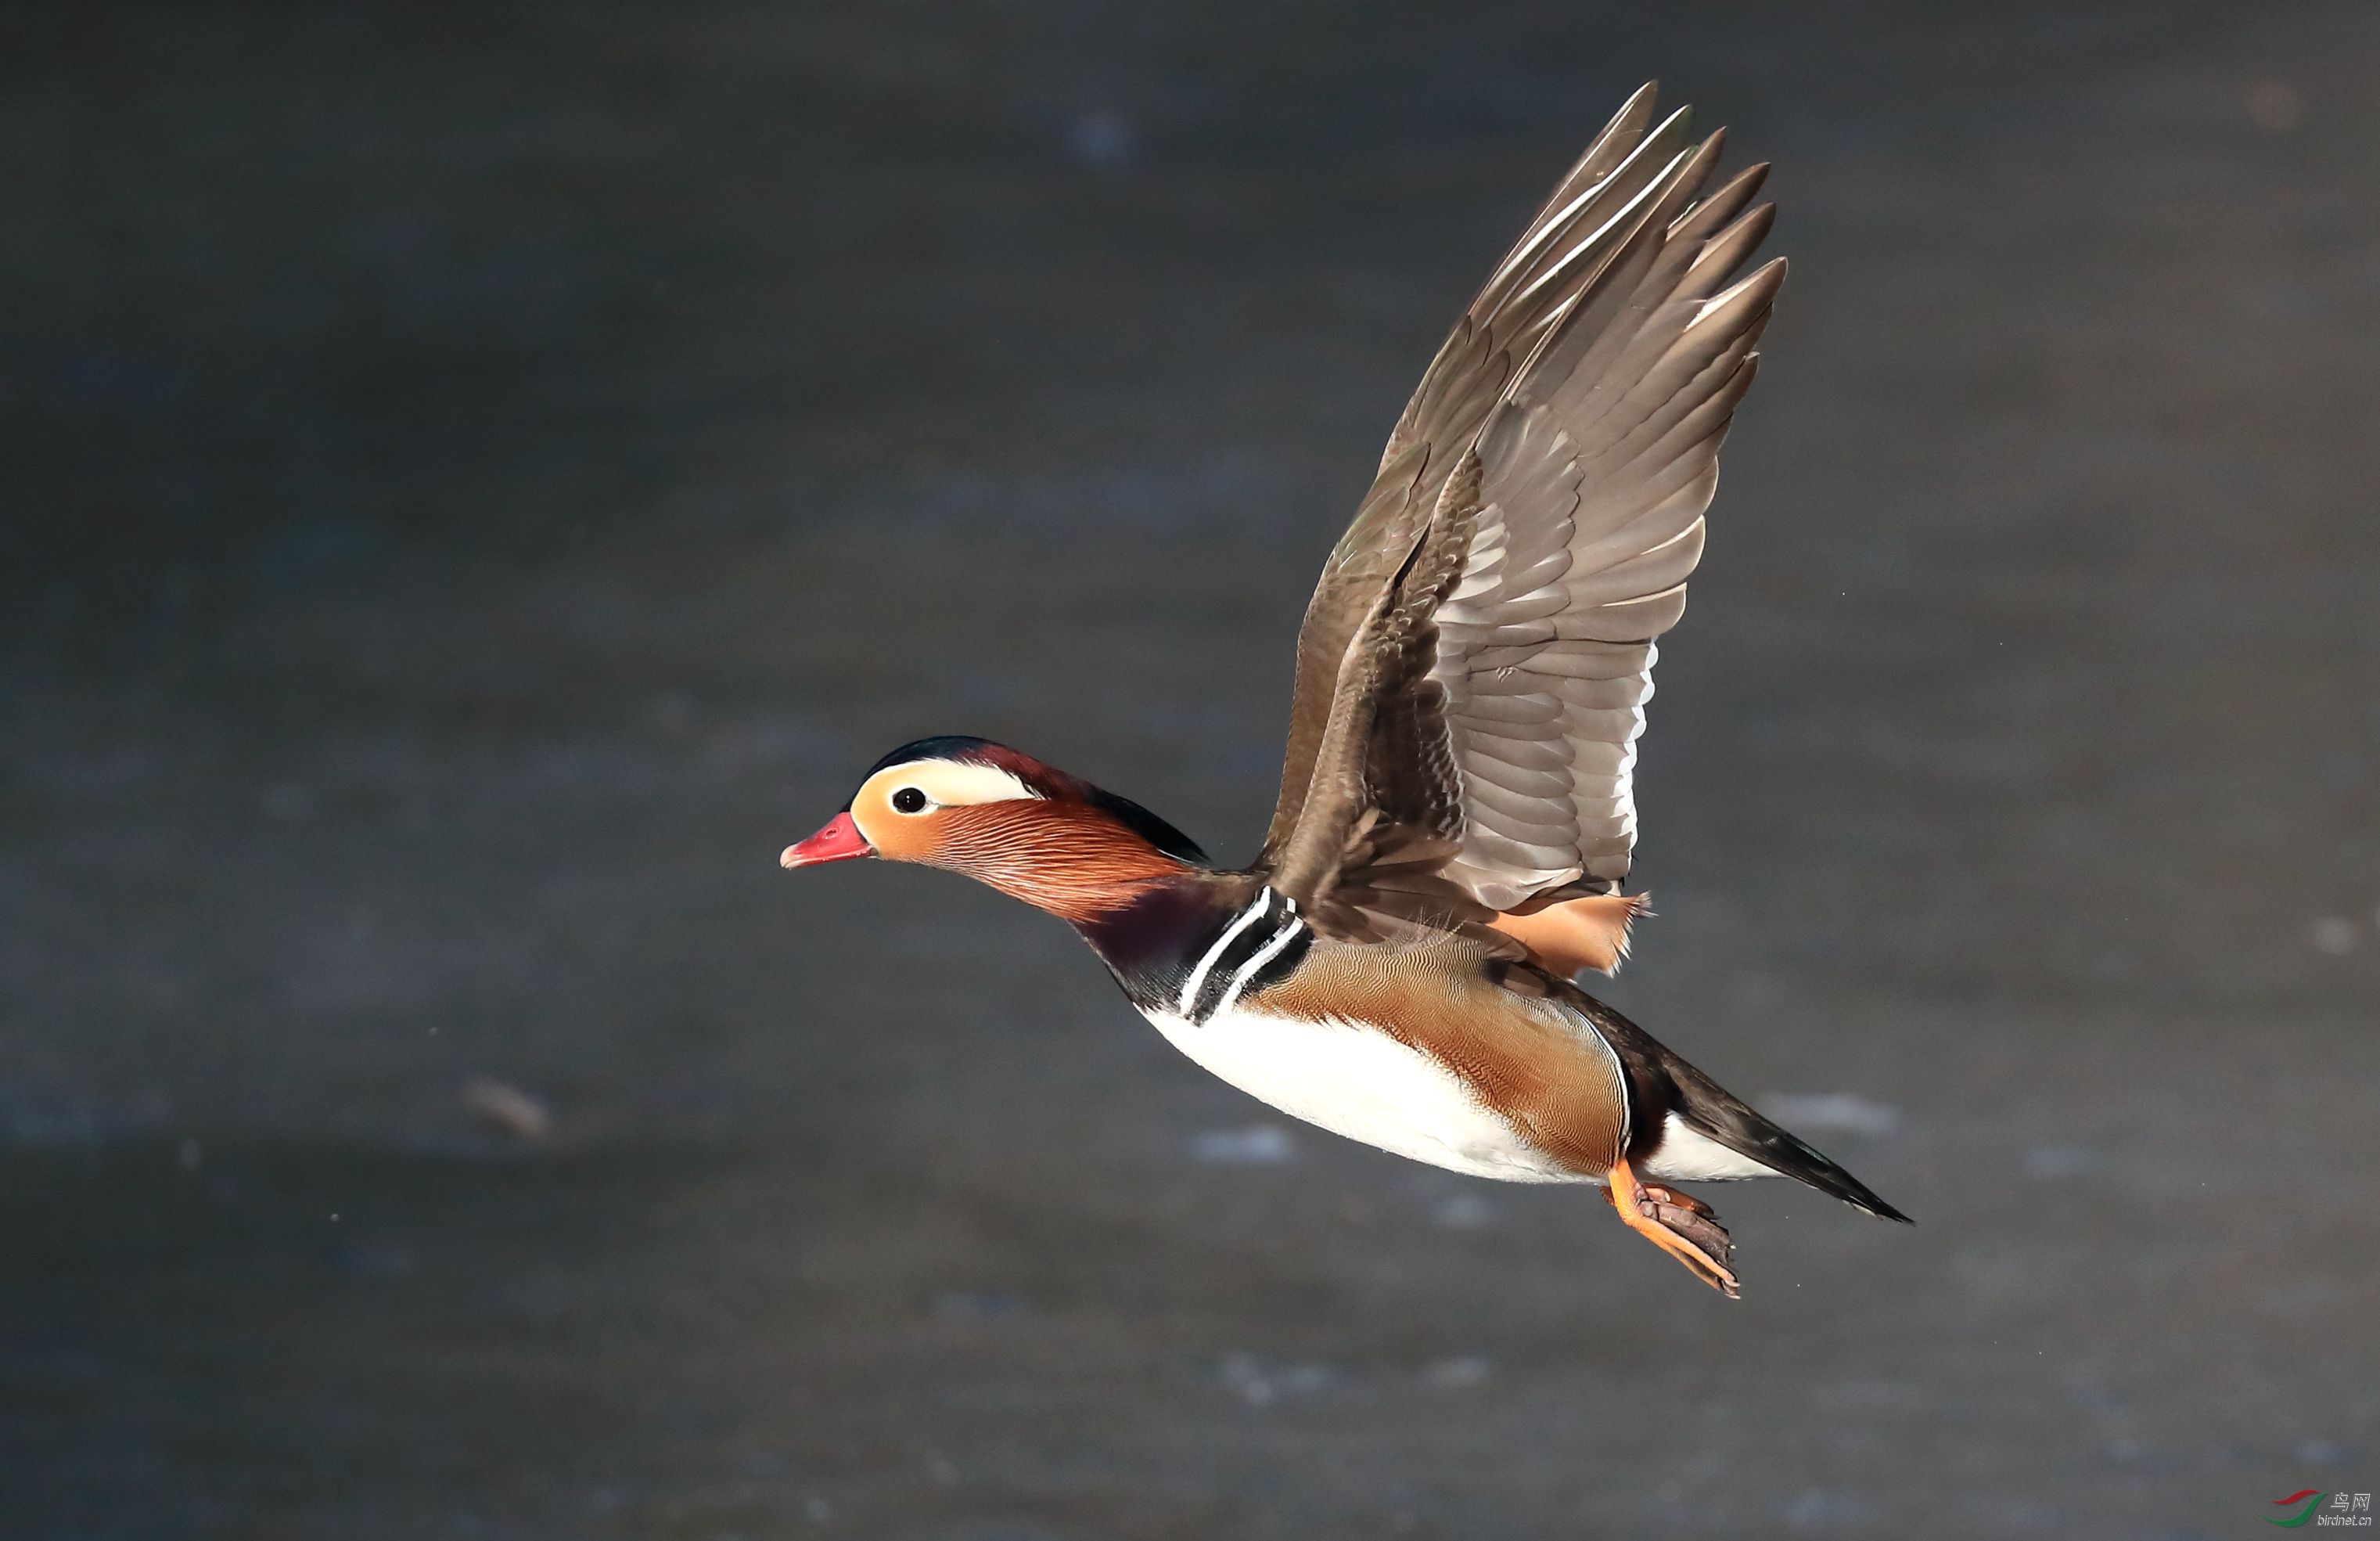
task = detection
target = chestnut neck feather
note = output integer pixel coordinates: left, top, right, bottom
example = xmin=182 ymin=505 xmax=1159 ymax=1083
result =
xmin=935 ymin=802 xmax=1195 ymax=925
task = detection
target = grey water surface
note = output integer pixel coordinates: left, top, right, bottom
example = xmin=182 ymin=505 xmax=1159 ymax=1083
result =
xmin=4 ymin=3 xmax=2377 ymax=1537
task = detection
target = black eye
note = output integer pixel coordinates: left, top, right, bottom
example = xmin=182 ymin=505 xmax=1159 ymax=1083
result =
xmin=891 ymin=787 xmax=928 ymax=814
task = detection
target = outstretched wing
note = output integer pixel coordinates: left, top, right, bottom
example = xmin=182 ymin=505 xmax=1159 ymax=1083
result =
xmin=1260 ymin=85 xmax=1781 ymax=932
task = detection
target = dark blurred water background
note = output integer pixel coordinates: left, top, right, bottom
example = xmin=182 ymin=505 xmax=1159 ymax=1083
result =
xmin=4 ymin=4 xmax=2377 ymax=1537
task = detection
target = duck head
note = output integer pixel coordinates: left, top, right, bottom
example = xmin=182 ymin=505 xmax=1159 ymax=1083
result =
xmin=781 ymin=736 xmax=1206 ymax=923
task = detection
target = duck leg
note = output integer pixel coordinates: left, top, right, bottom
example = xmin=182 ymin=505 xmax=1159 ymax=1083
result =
xmin=1602 ymin=1157 xmax=1739 ymax=1298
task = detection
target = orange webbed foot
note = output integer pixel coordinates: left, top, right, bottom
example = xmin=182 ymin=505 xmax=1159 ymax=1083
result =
xmin=1603 ymin=1158 xmax=1739 ymax=1298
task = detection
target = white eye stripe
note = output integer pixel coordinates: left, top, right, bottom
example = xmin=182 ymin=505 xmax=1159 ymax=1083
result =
xmin=871 ymin=761 xmax=1042 ymax=808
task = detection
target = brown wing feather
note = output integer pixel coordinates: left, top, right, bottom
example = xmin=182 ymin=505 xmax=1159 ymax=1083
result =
xmin=1436 ymin=186 xmax=1781 ymax=909
xmin=1260 ymin=88 xmax=1702 ymax=865
xmin=1268 ymin=454 xmax=1482 ymax=941
xmin=1260 ymin=85 xmax=1782 ymax=943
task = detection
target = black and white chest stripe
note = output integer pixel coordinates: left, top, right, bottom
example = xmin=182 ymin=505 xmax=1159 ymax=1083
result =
xmin=1175 ymin=886 xmax=1310 ymax=1024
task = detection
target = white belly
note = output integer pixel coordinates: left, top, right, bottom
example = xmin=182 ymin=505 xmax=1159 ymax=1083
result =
xmin=1140 ymin=1004 xmax=1590 ymax=1183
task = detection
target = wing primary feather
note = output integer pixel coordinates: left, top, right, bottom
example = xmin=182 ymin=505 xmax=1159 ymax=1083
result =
xmin=1479 ymin=84 xmax=1660 ymax=298
xmin=1668 ymin=162 xmax=1769 ymax=246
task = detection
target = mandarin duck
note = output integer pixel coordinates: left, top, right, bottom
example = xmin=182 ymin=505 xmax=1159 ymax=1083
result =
xmin=783 ymin=85 xmax=1907 ymax=1296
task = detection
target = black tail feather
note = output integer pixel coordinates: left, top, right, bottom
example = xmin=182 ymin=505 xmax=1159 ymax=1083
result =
xmin=1671 ymin=1067 xmax=1912 ymax=1223
xmin=1572 ymin=988 xmax=1912 ymax=1223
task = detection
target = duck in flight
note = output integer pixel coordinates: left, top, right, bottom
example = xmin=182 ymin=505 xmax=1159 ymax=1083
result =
xmin=782 ymin=85 xmax=1907 ymax=1296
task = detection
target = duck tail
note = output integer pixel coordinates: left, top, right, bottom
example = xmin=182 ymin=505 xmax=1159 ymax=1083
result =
xmin=1664 ymin=1056 xmax=1911 ymax=1222
xmin=1569 ymin=987 xmax=1912 ymax=1223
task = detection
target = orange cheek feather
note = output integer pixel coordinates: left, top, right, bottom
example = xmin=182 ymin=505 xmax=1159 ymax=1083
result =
xmin=926 ymin=805 xmax=1188 ymax=923
xmin=854 ymin=799 xmax=940 ymax=862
